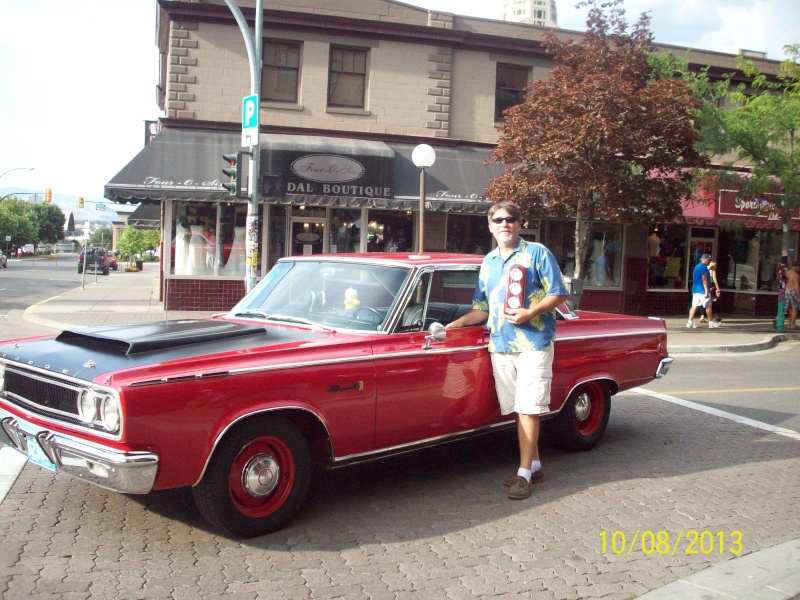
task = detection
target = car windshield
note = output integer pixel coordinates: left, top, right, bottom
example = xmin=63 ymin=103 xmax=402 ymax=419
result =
xmin=230 ymin=260 xmax=412 ymax=331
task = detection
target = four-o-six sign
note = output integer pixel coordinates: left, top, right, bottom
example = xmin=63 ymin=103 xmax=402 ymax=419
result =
xmin=242 ymin=94 xmax=259 ymax=146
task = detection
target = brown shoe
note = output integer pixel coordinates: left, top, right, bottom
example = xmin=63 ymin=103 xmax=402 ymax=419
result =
xmin=507 ymin=476 xmax=532 ymax=500
xmin=504 ymin=469 xmax=544 ymax=487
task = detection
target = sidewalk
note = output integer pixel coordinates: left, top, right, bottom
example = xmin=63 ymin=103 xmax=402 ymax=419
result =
xmin=8 ymin=270 xmax=800 ymax=599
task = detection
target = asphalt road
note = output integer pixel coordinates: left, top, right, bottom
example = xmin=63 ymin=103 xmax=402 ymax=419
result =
xmin=0 ymin=254 xmax=85 ymax=314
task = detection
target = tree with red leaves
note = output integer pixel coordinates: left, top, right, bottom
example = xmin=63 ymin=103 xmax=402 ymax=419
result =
xmin=487 ymin=0 xmax=705 ymax=289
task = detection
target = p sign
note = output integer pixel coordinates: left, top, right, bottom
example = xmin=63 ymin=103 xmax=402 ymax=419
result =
xmin=242 ymin=94 xmax=259 ymax=146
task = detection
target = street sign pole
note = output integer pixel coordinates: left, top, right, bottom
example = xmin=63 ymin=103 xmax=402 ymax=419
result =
xmin=224 ymin=0 xmax=263 ymax=294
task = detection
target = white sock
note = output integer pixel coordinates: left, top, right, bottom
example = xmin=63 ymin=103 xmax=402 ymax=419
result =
xmin=517 ymin=467 xmax=532 ymax=482
xmin=530 ymin=460 xmax=541 ymax=473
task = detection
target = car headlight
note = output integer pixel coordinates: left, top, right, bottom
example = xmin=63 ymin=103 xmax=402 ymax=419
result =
xmin=78 ymin=390 xmax=121 ymax=434
xmin=100 ymin=396 xmax=121 ymax=432
xmin=79 ymin=390 xmax=99 ymax=424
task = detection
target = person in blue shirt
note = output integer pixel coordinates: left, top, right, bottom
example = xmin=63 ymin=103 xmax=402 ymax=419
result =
xmin=446 ymin=202 xmax=569 ymax=500
xmin=687 ymin=254 xmax=720 ymax=328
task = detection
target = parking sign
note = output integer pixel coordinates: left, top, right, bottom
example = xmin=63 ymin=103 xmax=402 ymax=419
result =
xmin=242 ymin=95 xmax=259 ymax=146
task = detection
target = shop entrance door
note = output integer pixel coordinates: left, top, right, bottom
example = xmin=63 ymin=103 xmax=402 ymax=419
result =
xmin=290 ymin=218 xmax=326 ymax=256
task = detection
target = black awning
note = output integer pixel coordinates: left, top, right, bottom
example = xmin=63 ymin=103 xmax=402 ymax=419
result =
xmin=105 ymin=128 xmax=396 ymax=205
xmin=389 ymin=144 xmax=506 ymax=213
xmin=125 ymin=202 xmax=161 ymax=229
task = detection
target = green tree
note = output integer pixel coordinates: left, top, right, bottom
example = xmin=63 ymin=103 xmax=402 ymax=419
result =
xmin=117 ymin=225 xmax=152 ymax=267
xmin=688 ymin=45 xmax=800 ymax=260
xmin=31 ymin=202 xmax=66 ymax=245
xmin=486 ymin=0 xmax=704 ymax=295
xmin=90 ymin=226 xmax=114 ymax=249
xmin=0 ymin=197 xmax=38 ymax=249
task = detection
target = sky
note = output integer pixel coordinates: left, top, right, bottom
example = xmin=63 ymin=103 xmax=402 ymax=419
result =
xmin=1 ymin=0 xmax=799 ymax=208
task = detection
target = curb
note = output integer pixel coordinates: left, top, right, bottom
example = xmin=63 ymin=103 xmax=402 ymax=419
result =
xmin=669 ymin=332 xmax=800 ymax=354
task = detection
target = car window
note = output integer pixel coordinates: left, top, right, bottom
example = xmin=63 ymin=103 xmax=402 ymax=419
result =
xmin=395 ymin=268 xmax=480 ymax=332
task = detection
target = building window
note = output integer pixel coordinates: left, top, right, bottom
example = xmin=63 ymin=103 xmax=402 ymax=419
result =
xmin=263 ymin=41 xmax=301 ymax=103
xmin=544 ymin=221 xmax=624 ymax=289
xmin=328 ymin=47 xmax=367 ymax=108
xmin=647 ymin=224 xmax=687 ymax=289
xmin=495 ymin=64 xmax=529 ymax=120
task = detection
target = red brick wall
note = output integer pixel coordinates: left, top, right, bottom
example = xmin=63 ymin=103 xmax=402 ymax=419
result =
xmin=164 ymin=278 xmax=246 ymax=311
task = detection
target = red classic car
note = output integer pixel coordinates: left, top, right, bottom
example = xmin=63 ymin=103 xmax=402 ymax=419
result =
xmin=0 ymin=253 xmax=671 ymax=537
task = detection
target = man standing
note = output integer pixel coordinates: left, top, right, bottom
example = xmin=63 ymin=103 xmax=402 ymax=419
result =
xmin=687 ymin=254 xmax=720 ymax=328
xmin=786 ymin=264 xmax=800 ymax=330
xmin=447 ymin=202 xmax=569 ymax=500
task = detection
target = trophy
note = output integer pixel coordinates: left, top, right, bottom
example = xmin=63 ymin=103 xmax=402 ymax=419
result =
xmin=505 ymin=264 xmax=526 ymax=313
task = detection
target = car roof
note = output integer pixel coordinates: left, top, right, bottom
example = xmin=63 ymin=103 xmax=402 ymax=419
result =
xmin=279 ymin=252 xmax=485 ymax=268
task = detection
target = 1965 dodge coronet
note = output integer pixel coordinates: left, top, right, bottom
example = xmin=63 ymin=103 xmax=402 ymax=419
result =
xmin=0 ymin=253 xmax=672 ymax=537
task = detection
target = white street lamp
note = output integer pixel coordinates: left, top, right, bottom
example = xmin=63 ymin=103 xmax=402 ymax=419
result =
xmin=411 ymin=144 xmax=436 ymax=254
xmin=0 ymin=166 xmax=34 ymax=180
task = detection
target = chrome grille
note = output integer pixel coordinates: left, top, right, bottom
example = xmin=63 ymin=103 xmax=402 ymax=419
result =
xmin=3 ymin=366 xmax=82 ymax=419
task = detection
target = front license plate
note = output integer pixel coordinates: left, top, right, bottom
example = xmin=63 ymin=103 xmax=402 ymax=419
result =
xmin=25 ymin=435 xmax=56 ymax=471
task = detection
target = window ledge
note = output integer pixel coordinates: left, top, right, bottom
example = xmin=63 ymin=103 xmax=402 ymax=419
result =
xmin=325 ymin=106 xmax=371 ymax=116
xmin=262 ymin=101 xmax=304 ymax=111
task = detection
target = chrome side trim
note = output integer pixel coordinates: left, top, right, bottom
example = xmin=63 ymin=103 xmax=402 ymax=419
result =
xmin=555 ymin=329 xmax=666 ymax=342
xmin=0 ymin=408 xmax=158 ymax=494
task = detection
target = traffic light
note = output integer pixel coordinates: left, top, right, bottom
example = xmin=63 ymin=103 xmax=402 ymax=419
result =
xmin=222 ymin=152 xmax=245 ymax=197
xmin=78 ymin=197 xmax=85 ymax=208
xmin=45 ymin=188 xmax=52 ymax=203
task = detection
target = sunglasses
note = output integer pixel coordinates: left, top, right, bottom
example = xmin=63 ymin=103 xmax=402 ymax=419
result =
xmin=491 ymin=216 xmax=518 ymax=224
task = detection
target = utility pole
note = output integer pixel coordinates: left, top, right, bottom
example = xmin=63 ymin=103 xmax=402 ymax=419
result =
xmin=224 ymin=0 xmax=263 ymax=294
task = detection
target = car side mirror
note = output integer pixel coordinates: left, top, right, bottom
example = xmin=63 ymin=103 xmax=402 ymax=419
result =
xmin=423 ymin=322 xmax=446 ymax=349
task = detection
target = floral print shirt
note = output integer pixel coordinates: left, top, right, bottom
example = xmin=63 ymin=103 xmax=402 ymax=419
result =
xmin=472 ymin=238 xmax=569 ymax=353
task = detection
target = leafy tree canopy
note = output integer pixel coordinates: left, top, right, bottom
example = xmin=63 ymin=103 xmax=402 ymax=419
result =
xmin=30 ymin=202 xmax=66 ymax=245
xmin=487 ymin=0 xmax=705 ymax=280
xmin=0 ymin=197 xmax=38 ymax=248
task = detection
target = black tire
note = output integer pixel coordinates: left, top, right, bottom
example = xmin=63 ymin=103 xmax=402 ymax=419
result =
xmin=192 ymin=416 xmax=311 ymax=538
xmin=556 ymin=381 xmax=611 ymax=452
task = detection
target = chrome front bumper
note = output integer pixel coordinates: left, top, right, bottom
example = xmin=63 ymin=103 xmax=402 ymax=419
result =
xmin=0 ymin=408 xmax=158 ymax=495
xmin=655 ymin=356 xmax=673 ymax=379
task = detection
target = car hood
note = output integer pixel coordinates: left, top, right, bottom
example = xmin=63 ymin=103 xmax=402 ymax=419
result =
xmin=0 ymin=319 xmax=328 ymax=382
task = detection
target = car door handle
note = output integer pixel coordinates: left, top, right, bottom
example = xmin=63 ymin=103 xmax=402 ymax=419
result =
xmin=328 ymin=381 xmax=364 ymax=393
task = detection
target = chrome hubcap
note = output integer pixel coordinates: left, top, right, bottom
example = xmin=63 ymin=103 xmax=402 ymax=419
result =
xmin=241 ymin=454 xmax=280 ymax=498
xmin=574 ymin=393 xmax=591 ymax=422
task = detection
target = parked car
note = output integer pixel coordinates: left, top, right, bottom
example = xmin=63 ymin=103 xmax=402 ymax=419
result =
xmin=0 ymin=253 xmax=671 ymax=537
xmin=0 ymin=250 xmax=7 ymax=268
xmin=22 ymin=244 xmax=35 ymax=254
xmin=107 ymin=251 xmax=118 ymax=271
xmin=77 ymin=247 xmax=110 ymax=275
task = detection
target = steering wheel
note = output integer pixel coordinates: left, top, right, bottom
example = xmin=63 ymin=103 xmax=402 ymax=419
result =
xmin=346 ymin=305 xmax=383 ymax=322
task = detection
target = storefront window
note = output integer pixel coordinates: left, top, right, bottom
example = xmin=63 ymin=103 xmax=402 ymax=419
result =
xmin=330 ymin=208 xmax=362 ymax=253
xmin=647 ymin=224 xmax=687 ymax=289
xmin=544 ymin=221 xmax=624 ymax=288
xmin=446 ymin=214 xmax=493 ymax=254
xmin=268 ymin=205 xmax=287 ymax=270
xmin=367 ymin=210 xmax=414 ymax=252
xmin=172 ymin=201 xmax=262 ymax=277
xmin=719 ymin=228 xmax=784 ymax=291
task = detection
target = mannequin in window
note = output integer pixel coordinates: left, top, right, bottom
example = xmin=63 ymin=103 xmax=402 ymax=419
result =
xmin=747 ymin=235 xmax=759 ymax=270
xmin=187 ymin=222 xmax=211 ymax=275
xmin=223 ymin=226 xmax=246 ymax=276
xmin=647 ymin=232 xmax=661 ymax=257
xmin=174 ymin=220 xmax=190 ymax=275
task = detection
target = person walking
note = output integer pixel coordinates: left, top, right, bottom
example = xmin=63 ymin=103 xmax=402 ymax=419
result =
xmin=699 ymin=260 xmax=722 ymax=323
xmin=446 ymin=202 xmax=569 ymax=500
xmin=786 ymin=264 xmax=800 ymax=330
xmin=687 ymin=254 xmax=720 ymax=328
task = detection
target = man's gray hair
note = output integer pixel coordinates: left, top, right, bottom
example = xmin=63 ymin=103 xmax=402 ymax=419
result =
xmin=487 ymin=202 xmax=523 ymax=222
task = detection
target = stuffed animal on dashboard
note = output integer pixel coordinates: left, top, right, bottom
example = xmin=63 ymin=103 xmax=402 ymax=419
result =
xmin=344 ymin=287 xmax=360 ymax=309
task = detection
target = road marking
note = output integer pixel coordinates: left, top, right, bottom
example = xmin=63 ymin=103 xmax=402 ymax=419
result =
xmin=0 ymin=447 xmax=26 ymax=505
xmin=650 ymin=386 xmax=800 ymax=395
xmin=633 ymin=387 xmax=800 ymax=441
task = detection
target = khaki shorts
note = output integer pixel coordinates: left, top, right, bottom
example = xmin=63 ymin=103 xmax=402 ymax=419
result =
xmin=490 ymin=348 xmax=553 ymax=416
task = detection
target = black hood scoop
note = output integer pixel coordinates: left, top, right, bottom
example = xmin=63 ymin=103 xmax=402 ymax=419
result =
xmin=55 ymin=320 xmax=268 ymax=355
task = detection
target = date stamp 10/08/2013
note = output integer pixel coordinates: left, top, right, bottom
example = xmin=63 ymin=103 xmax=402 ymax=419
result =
xmin=600 ymin=530 xmax=743 ymax=556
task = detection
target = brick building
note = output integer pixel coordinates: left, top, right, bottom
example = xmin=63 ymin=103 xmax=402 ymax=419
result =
xmin=105 ymin=0 xmax=797 ymax=314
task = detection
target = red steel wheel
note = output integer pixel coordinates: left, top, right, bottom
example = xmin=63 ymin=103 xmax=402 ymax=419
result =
xmin=557 ymin=381 xmax=611 ymax=451
xmin=193 ymin=416 xmax=311 ymax=537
